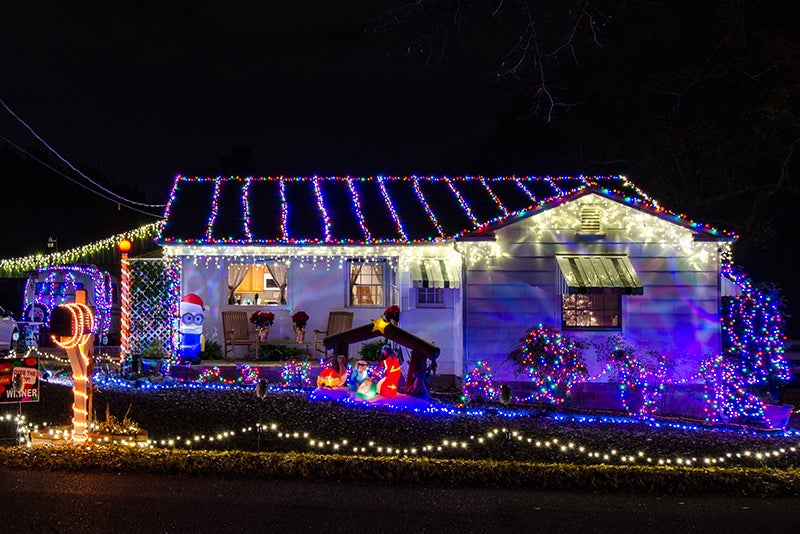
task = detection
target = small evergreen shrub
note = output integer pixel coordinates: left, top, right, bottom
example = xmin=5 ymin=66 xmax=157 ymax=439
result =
xmin=358 ymin=339 xmax=387 ymax=362
xmin=202 ymin=340 xmax=222 ymax=360
xmin=258 ymin=344 xmax=305 ymax=361
xmin=141 ymin=340 xmax=165 ymax=359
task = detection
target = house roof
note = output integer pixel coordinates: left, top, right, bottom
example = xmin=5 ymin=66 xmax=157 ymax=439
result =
xmin=157 ymin=175 xmax=737 ymax=246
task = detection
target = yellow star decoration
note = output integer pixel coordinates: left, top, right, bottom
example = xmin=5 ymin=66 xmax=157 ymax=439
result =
xmin=371 ymin=317 xmax=391 ymax=334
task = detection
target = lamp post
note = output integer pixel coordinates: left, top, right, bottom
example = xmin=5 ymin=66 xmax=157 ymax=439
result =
xmin=47 ymin=236 xmax=58 ymax=253
xmin=118 ymin=239 xmax=132 ymax=363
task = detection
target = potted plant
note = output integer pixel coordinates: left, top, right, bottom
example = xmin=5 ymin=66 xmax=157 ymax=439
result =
xmin=291 ymin=310 xmax=309 ymax=343
xmin=140 ymin=340 xmax=167 ymax=375
xmin=250 ymin=310 xmax=275 ymax=342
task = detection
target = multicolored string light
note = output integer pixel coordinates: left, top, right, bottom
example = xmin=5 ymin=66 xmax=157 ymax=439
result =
xmin=21 ymin=264 xmax=114 ymax=340
xmin=196 ymin=364 xmax=258 ymax=386
xmin=159 ymin=175 xmax=738 ymax=246
xmin=508 ymin=324 xmax=588 ymax=406
xmin=18 ymin=375 xmax=800 ymax=467
xmin=504 ymin=273 xmax=791 ymax=428
xmin=462 ymin=360 xmax=499 ymax=403
xmin=720 ymin=261 xmax=790 ymax=389
xmin=280 ymin=359 xmax=313 ymax=388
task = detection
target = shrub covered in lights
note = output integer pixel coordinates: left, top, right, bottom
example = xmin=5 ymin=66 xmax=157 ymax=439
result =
xmin=280 ymin=359 xmax=312 ymax=388
xmin=721 ymin=262 xmax=792 ymax=399
xmin=599 ymin=334 xmax=673 ymax=421
xmin=699 ymin=354 xmax=766 ymax=425
xmin=196 ymin=364 xmax=259 ymax=386
xmin=462 ymin=361 xmax=499 ymax=403
xmin=508 ymin=324 xmax=587 ymax=406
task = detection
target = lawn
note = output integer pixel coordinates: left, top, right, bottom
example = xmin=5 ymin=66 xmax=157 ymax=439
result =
xmin=2 ymin=374 xmax=800 ymax=496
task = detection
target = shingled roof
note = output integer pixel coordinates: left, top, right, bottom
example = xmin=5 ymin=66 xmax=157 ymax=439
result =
xmin=157 ymin=175 xmax=736 ymax=246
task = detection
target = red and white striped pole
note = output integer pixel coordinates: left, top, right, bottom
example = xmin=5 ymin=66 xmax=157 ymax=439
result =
xmin=118 ymin=239 xmax=132 ymax=362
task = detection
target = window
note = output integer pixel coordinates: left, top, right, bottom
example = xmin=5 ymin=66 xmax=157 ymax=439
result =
xmin=349 ymin=261 xmax=385 ymax=306
xmin=416 ymin=287 xmax=444 ymax=307
xmin=561 ymin=294 xmax=620 ymax=329
xmin=228 ymin=263 xmax=287 ymax=306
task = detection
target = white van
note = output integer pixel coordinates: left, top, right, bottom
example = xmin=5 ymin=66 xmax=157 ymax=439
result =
xmin=22 ymin=264 xmax=120 ymax=346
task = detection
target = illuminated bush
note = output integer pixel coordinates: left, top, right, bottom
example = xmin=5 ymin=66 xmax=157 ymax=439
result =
xmin=508 ymin=324 xmax=587 ymax=406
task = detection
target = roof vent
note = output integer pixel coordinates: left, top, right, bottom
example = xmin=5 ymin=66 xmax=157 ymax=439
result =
xmin=577 ymin=204 xmax=605 ymax=239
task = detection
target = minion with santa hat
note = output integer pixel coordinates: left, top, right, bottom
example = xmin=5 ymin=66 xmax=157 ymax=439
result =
xmin=180 ymin=293 xmax=205 ymax=364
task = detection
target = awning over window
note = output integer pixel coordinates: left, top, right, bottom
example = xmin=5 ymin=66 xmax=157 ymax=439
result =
xmin=556 ymin=255 xmax=644 ymax=295
xmin=720 ymin=275 xmax=743 ymax=297
xmin=410 ymin=259 xmax=461 ymax=289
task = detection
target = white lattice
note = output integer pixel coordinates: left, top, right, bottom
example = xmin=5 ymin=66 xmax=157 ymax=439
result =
xmin=128 ymin=258 xmax=181 ymax=357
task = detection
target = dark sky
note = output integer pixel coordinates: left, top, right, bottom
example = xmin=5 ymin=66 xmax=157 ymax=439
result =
xmin=0 ymin=1 xmax=501 ymax=204
xmin=2 ymin=2 xmax=799 ymax=337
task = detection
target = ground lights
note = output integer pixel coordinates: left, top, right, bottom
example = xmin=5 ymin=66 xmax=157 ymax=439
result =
xmin=9 ymin=390 xmax=799 ymax=467
xmin=196 ymin=364 xmax=259 ymax=386
xmin=9 ymin=352 xmax=799 ymax=466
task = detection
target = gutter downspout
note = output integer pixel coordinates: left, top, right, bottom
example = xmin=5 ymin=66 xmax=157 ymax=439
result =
xmin=453 ymin=240 xmax=467 ymax=387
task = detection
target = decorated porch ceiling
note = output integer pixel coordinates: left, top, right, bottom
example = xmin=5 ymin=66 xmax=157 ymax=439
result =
xmin=157 ymin=175 xmax=737 ymax=246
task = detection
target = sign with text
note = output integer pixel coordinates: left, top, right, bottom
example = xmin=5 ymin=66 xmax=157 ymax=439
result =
xmin=0 ymin=356 xmax=39 ymax=403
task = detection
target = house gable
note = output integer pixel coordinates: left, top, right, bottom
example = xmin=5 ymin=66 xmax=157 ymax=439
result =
xmin=460 ymin=193 xmax=728 ymax=383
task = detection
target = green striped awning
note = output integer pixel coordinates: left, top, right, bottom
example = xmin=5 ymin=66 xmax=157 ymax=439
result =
xmin=720 ymin=274 xmax=743 ymax=297
xmin=410 ymin=259 xmax=461 ymax=289
xmin=556 ymin=255 xmax=644 ymax=295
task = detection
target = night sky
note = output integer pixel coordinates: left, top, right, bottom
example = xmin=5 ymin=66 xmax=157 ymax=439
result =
xmin=1 ymin=1 xmax=500 ymax=203
xmin=1 ymin=1 xmax=798 ymax=337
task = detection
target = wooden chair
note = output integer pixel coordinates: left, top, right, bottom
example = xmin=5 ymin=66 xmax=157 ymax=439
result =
xmin=314 ymin=311 xmax=354 ymax=361
xmin=222 ymin=311 xmax=258 ymax=361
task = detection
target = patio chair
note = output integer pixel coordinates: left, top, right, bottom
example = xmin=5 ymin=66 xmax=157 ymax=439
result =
xmin=313 ymin=311 xmax=354 ymax=361
xmin=222 ymin=310 xmax=258 ymax=361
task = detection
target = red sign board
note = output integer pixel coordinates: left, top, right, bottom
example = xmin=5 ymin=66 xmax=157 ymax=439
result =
xmin=0 ymin=356 xmax=39 ymax=403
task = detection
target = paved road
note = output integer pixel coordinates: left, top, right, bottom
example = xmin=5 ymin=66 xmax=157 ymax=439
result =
xmin=2 ymin=469 xmax=798 ymax=533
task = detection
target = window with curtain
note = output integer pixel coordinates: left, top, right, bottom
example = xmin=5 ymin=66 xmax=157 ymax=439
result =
xmin=561 ymin=294 xmax=621 ymax=329
xmin=228 ymin=262 xmax=288 ymax=306
xmin=348 ymin=260 xmax=385 ymax=306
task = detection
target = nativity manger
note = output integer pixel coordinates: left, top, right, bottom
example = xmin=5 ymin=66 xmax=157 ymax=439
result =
xmin=310 ymin=318 xmax=441 ymax=409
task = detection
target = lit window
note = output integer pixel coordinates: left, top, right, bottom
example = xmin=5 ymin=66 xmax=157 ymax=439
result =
xmin=349 ymin=261 xmax=385 ymax=306
xmin=561 ymin=294 xmax=620 ymax=329
xmin=228 ymin=263 xmax=287 ymax=306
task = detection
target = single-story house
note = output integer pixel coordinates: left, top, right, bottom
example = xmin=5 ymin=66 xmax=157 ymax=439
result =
xmin=156 ymin=174 xmax=740 ymax=414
